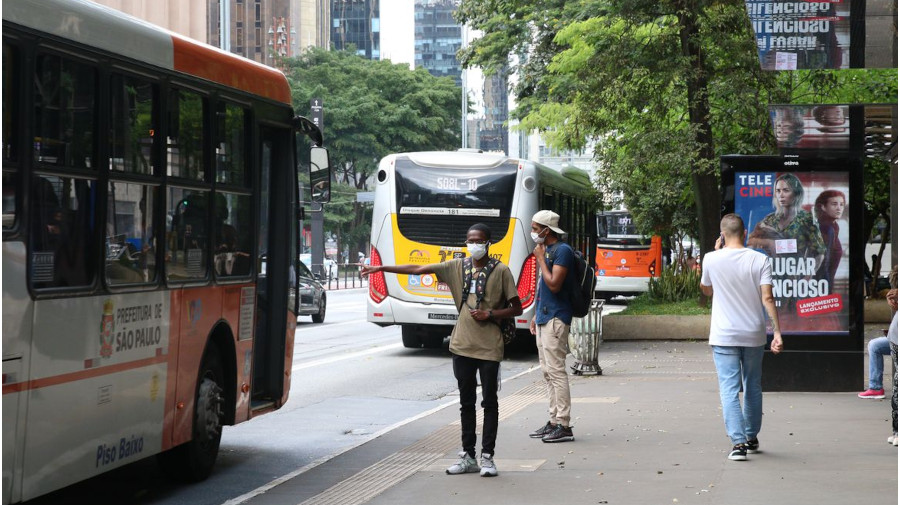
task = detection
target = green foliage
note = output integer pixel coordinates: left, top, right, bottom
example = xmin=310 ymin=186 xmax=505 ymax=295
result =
xmin=458 ymin=0 xmax=898 ymax=255
xmin=613 ymin=295 xmax=711 ymax=316
xmin=285 ymin=48 xmax=461 ymax=189
xmin=284 ymin=48 xmax=462 ymax=255
xmin=647 ymin=264 xmax=702 ymax=303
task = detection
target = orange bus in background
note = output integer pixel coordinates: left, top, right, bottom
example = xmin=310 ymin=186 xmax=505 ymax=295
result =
xmin=594 ymin=211 xmax=663 ymax=299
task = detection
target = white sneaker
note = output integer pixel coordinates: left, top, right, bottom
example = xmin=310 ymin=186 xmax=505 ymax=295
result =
xmin=446 ymin=451 xmax=479 ymax=475
xmin=479 ymin=453 xmax=497 ymax=477
xmin=888 ymin=434 xmax=897 ymax=445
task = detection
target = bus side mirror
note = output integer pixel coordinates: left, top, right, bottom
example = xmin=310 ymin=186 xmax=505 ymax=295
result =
xmin=310 ymin=147 xmax=331 ymax=204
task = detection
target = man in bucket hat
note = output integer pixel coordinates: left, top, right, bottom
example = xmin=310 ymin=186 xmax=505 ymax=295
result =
xmin=529 ymin=210 xmax=576 ymax=443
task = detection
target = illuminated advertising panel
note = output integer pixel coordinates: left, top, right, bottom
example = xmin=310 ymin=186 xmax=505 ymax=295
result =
xmin=736 ymin=169 xmax=850 ymax=334
xmin=721 ymin=155 xmax=865 ymax=391
xmin=745 ymin=0 xmax=851 ymax=70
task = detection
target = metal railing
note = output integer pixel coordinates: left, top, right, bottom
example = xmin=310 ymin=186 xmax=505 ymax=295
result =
xmin=309 ymin=263 xmax=369 ymax=290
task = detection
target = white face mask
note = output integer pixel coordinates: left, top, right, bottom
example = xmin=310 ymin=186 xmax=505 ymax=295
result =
xmin=531 ymin=230 xmax=545 ymax=244
xmin=467 ymin=242 xmax=488 ymax=260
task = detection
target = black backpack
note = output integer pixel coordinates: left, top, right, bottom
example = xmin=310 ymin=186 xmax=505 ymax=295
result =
xmin=567 ymin=249 xmax=596 ymax=318
xmin=544 ymin=243 xmax=595 ymax=318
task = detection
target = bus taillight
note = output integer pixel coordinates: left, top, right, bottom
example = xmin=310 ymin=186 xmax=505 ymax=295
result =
xmin=369 ymin=246 xmax=388 ymax=303
xmin=517 ymin=254 xmax=537 ymax=309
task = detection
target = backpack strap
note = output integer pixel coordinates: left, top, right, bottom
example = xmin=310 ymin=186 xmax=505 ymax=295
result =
xmin=459 ymin=257 xmax=473 ymax=312
xmin=459 ymin=257 xmax=501 ymax=311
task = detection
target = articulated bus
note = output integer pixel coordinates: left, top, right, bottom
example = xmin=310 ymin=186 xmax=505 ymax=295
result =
xmin=2 ymin=1 xmax=330 ymax=502
xmin=594 ymin=210 xmax=663 ymax=298
xmin=366 ymin=151 xmax=595 ymax=348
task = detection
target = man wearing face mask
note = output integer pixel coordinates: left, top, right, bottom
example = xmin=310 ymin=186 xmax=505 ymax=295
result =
xmin=529 ymin=210 xmax=576 ymax=443
xmin=361 ymin=223 xmax=522 ymax=477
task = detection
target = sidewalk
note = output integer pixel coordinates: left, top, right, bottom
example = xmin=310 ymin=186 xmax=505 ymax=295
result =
xmin=240 ymin=340 xmax=898 ymax=505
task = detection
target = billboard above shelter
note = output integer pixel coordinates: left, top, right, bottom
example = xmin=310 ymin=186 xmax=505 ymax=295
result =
xmin=745 ymin=0 xmax=896 ymax=69
xmin=770 ymin=105 xmax=850 ymax=151
xmin=769 ymin=104 xmax=896 ymax=159
xmin=746 ymin=0 xmax=852 ymax=70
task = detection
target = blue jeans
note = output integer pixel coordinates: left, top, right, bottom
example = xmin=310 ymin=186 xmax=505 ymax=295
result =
xmin=712 ymin=345 xmax=765 ymax=445
xmin=867 ymin=336 xmax=891 ymax=390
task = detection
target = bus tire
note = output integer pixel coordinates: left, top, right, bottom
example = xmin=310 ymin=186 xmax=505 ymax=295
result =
xmin=158 ymin=345 xmax=225 ymax=482
xmin=423 ymin=332 xmax=445 ymax=349
xmin=401 ymin=326 xmax=422 ymax=348
xmin=312 ymin=294 xmax=326 ymax=323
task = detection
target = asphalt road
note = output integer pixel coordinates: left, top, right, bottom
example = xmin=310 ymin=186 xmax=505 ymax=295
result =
xmin=28 ymin=288 xmax=619 ymax=505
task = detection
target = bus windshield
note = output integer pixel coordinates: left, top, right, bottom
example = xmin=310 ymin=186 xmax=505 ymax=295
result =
xmin=394 ymin=158 xmax=517 ymax=245
xmin=598 ymin=212 xmax=642 ymax=241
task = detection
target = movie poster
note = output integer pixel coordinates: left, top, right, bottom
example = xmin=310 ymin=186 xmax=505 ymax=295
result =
xmin=735 ymin=170 xmax=850 ymax=334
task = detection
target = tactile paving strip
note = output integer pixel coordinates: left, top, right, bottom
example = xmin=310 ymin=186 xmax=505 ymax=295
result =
xmin=296 ymin=381 xmax=548 ymax=505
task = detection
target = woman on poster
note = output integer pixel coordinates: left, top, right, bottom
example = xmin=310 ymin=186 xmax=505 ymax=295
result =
xmin=747 ymin=173 xmax=825 ymax=270
xmin=813 ymin=189 xmax=846 ymax=289
xmin=747 ymin=173 xmax=828 ymax=331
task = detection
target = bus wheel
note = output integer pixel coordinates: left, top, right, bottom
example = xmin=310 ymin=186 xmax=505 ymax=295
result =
xmin=423 ymin=333 xmax=445 ymax=349
xmin=312 ymin=294 xmax=326 ymax=323
xmin=401 ymin=326 xmax=422 ymax=348
xmin=158 ymin=346 xmax=225 ymax=482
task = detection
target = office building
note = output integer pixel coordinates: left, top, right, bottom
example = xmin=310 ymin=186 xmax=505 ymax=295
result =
xmin=414 ymin=0 xmax=462 ymax=86
xmin=331 ymin=0 xmax=380 ymax=59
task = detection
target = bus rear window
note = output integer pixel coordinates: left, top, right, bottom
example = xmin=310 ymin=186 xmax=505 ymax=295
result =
xmin=394 ymin=159 xmax=518 ymax=245
xmin=395 ymin=160 xmax=517 ymax=218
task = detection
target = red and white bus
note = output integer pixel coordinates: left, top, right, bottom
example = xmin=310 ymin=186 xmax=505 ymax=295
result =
xmin=2 ymin=1 xmax=330 ymax=502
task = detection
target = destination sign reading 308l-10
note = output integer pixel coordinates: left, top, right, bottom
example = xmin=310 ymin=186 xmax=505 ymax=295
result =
xmin=436 ymin=177 xmax=479 ymax=191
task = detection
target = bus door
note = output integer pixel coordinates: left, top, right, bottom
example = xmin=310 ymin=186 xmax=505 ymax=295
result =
xmin=252 ymin=126 xmax=293 ymax=410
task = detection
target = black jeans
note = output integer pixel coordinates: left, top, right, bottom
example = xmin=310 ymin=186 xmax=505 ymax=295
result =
xmin=891 ymin=342 xmax=898 ymax=434
xmin=452 ymin=354 xmax=500 ymax=458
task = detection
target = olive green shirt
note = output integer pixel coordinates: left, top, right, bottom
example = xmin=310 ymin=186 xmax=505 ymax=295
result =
xmin=431 ymin=258 xmax=518 ymax=362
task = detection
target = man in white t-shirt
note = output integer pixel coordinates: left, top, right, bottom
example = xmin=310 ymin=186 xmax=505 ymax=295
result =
xmin=701 ymin=213 xmax=783 ymax=462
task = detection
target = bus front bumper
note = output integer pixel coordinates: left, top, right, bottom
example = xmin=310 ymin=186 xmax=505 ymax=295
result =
xmin=367 ymin=296 xmax=535 ymax=330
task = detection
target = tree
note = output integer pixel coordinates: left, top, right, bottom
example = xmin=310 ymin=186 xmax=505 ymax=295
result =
xmin=285 ymin=48 xmax=462 ymax=257
xmin=458 ymin=0 xmax=897 ymax=262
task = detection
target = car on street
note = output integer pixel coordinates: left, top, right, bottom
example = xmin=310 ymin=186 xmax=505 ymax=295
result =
xmin=299 ymin=253 xmax=337 ymax=281
xmin=295 ymin=260 xmax=327 ymax=323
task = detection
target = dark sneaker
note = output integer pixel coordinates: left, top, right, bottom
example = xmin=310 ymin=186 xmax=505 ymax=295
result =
xmin=446 ymin=451 xmax=479 ymax=475
xmin=542 ymin=424 xmax=574 ymax=443
xmin=479 ymin=453 xmax=497 ymax=477
xmin=728 ymin=444 xmax=748 ymax=461
xmin=529 ymin=421 xmax=556 ymax=439
xmin=745 ymin=438 xmax=759 ymax=454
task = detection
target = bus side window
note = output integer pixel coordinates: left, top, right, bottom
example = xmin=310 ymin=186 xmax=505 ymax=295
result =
xmin=214 ymin=192 xmax=251 ymax=278
xmin=30 ymin=175 xmax=98 ymax=289
xmin=106 ymin=183 xmax=157 ymax=285
xmin=166 ymin=188 xmax=209 ymax=281
xmin=3 ymin=42 xmax=19 ymax=230
xmin=33 ymin=53 xmax=96 ymax=169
